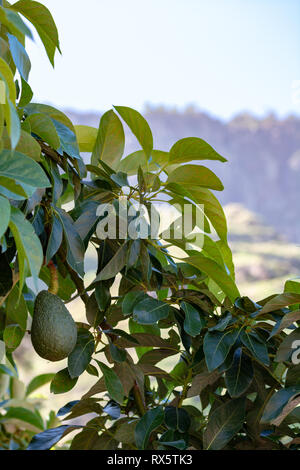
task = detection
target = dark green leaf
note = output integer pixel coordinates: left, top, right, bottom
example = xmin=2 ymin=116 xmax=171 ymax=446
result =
xmin=225 ymin=347 xmax=254 ymax=397
xmin=204 ymin=329 xmax=239 ymax=372
xmin=165 ymin=406 xmax=191 ymax=433
xmin=203 ymin=398 xmax=246 ymax=450
xmin=133 ymin=297 xmax=170 ymax=325
xmin=135 ymin=407 xmax=164 ymax=450
xmin=27 ymin=425 xmax=81 ymax=450
xmin=181 ymin=301 xmax=206 ymax=337
xmin=97 ymin=361 xmax=124 ymax=404
xmin=261 ymin=386 xmax=300 ymax=423
xmin=3 ymin=324 xmax=24 ymax=350
xmin=240 ymin=330 xmax=269 ymax=366
xmin=50 ymin=368 xmax=78 ymax=394
xmin=68 ymin=329 xmax=94 ymax=379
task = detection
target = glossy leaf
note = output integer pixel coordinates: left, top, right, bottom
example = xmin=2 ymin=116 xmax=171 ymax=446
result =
xmin=68 ymin=329 xmax=94 ymax=379
xmin=204 ymin=329 xmax=239 ymax=371
xmin=114 ymin=106 xmax=153 ymax=159
xmin=240 ymin=330 xmax=269 ymax=366
xmin=91 ymin=110 xmax=125 ymax=169
xmin=133 ymin=297 xmax=170 ymax=325
xmin=27 ymin=425 xmax=81 ymax=450
xmin=181 ymin=301 xmax=205 ymax=337
xmin=169 ymin=137 xmax=226 ymax=164
xmin=50 ymin=368 xmax=78 ymax=394
xmin=203 ymin=398 xmax=246 ymax=450
xmin=7 ymin=33 xmax=31 ymax=81
xmin=261 ymin=386 xmax=300 ymax=423
xmin=9 ymin=207 xmax=43 ymax=290
xmin=225 ymin=348 xmax=254 ymax=397
xmin=135 ymin=407 xmax=164 ymax=450
xmin=11 ymin=0 xmax=60 ymax=66
xmin=97 ymin=361 xmax=124 ymax=405
xmin=167 ymin=164 xmax=224 ymax=191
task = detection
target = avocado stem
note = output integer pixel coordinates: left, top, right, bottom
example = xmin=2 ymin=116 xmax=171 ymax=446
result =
xmin=48 ymin=261 xmax=59 ymax=295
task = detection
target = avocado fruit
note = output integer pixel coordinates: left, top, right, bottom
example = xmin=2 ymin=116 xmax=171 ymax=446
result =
xmin=31 ymin=290 xmax=77 ymax=362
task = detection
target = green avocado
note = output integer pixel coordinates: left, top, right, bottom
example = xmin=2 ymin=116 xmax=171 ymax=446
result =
xmin=31 ymin=290 xmax=77 ymax=362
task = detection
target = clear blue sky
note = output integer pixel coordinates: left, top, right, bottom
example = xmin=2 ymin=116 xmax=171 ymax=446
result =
xmin=26 ymin=0 xmax=300 ymax=120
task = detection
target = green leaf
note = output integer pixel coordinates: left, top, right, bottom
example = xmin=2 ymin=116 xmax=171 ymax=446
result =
xmin=275 ymin=328 xmax=300 ymax=362
xmin=259 ymin=293 xmax=300 ymax=314
xmin=169 ymin=137 xmax=226 ymax=164
xmin=109 ymin=343 xmax=126 ymax=363
xmin=5 ymin=286 xmax=27 ymax=329
xmin=0 ymin=57 xmax=16 ymax=103
xmin=165 ymin=406 xmax=191 ymax=433
xmin=26 ymin=373 xmax=55 ymax=396
xmin=135 ymin=407 xmax=164 ymax=449
xmin=0 ymin=195 xmax=10 ymax=239
xmin=5 ymin=98 xmax=21 ymax=149
xmin=3 ymin=324 xmax=24 ymax=350
xmin=11 ymin=0 xmax=60 ymax=66
xmin=0 ymin=7 xmax=33 ymax=40
xmin=261 ymin=386 xmax=300 ymax=423
xmin=166 ymin=184 xmax=228 ymax=241
xmin=74 ymin=125 xmax=97 ymax=152
xmin=7 ymin=33 xmax=31 ymax=81
xmin=203 ymin=398 xmax=246 ymax=450
xmin=269 ymin=310 xmax=300 ymax=338
xmin=91 ymin=110 xmax=125 ymax=169
xmin=181 ymin=301 xmax=205 ymax=337
xmin=122 ymin=291 xmax=148 ymax=316
xmin=240 ymin=330 xmax=269 ymax=366
xmin=114 ymin=106 xmax=153 ymax=159
xmin=184 ymin=254 xmax=239 ymax=302
xmin=68 ymin=329 xmax=94 ymax=379
xmin=27 ymin=113 xmax=60 ymax=149
xmin=94 ymin=243 xmax=128 ymax=282
xmin=204 ymin=329 xmax=239 ymax=372
xmin=167 ymin=164 xmax=224 ymax=191
xmin=225 ymin=348 xmax=253 ymax=398
xmin=27 ymin=425 xmax=81 ymax=450
xmin=97 ymin=361 xmax=124 ymax=405
xmin=0 ymin=149 xmax=49 ymax=188
xmin=9 ymin=206 xmax=43 ymax=290
xmin=19 ymin=77 xmax=33 ymax=107
xmin=284 ymin=278 xmax=300 ymax=295
xmin=133 ymin=297 xmax=170 ymax=325
xmin=55 ymin=208 xmax=85 ymax=277
xmin=50 ymin=368 xmax=78 ymax=395
xmin=3 ymin=129 xmax=42 ymax=162
xmin=45 ymin=214 xmax=63 ymax=264
xmin=4 ymin=406 xmax=44 ymax=431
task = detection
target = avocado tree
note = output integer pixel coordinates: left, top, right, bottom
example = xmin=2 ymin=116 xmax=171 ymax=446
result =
xmin=0 ymin=0 xmax=299 ymax=451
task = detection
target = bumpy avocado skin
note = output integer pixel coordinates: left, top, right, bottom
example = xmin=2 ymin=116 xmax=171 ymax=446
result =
xmin=31 ymin=290 xmax=77 ymax=361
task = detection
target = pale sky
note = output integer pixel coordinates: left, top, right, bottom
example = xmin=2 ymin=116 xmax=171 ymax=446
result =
xmin=25 ymin=0 xmax=300 ymax=120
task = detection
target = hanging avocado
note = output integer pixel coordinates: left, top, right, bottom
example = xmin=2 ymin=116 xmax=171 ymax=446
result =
xmin=31 ymin=290 xmax=77 ymax=362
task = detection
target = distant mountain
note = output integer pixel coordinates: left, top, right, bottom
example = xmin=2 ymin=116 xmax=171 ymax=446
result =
xmin=66 ymin=106 xmax=300 ymax=243
xmin=224 ymin=203 xmax=300 ymax=299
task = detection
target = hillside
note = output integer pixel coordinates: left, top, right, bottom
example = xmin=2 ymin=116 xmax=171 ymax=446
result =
xmin=225 ymin=203 xmax=300 ymax=299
